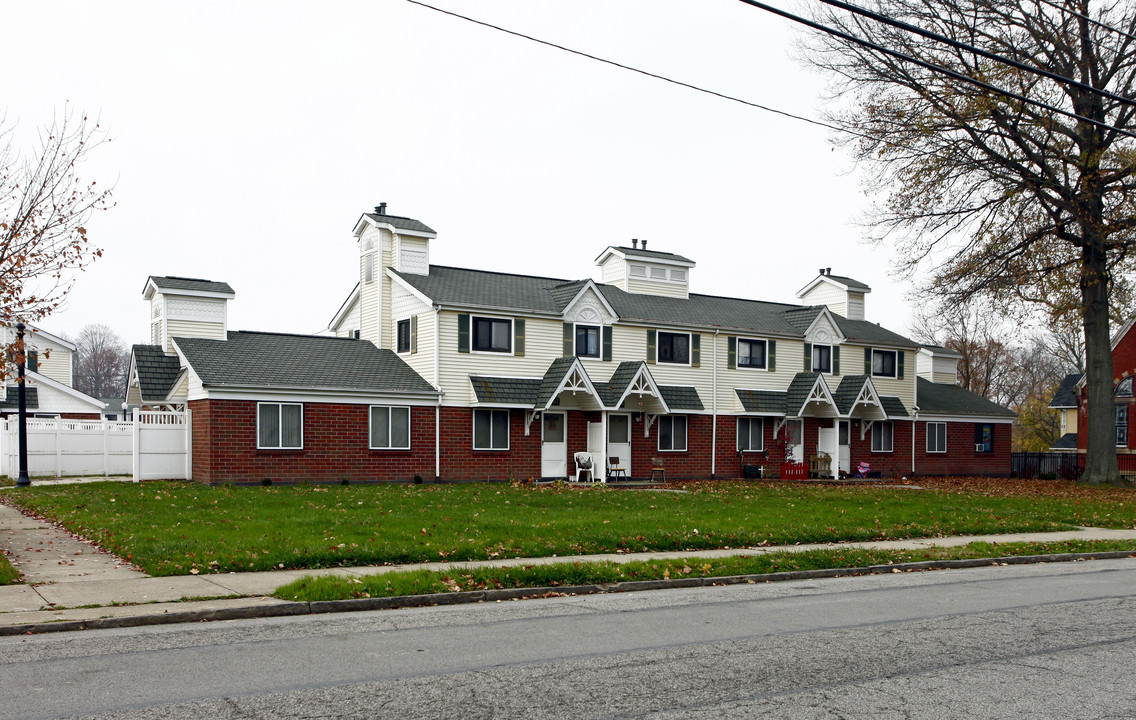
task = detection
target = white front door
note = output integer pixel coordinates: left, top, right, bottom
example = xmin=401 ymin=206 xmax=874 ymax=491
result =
xmin=587 ymin=420 xmax=604 ymax=481
xmin=817 ymin=424 xmax=838 ymax=478
xmin=541 ymin=412 xmax=567 ymax=478
xmin=607 ymin=414 xmax=632 ymax=476
xmin=838 ymin=421 xmax=851 ymax=475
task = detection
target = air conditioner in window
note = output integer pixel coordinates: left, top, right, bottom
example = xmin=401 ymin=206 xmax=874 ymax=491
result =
xmin=975 ymin=443 xmax=985 ymax=452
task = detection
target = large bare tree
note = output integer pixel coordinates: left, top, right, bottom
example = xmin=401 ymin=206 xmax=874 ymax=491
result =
xmin=1 ymin=108 xmax=112 ymax=380
xmin=802 ymin=0 xmax=1136 ymax=484
xmin=71 ymin=324 xmax=128 ymax=399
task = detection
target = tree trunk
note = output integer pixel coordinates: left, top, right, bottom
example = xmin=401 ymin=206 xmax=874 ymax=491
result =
xmin=1079 ymin=237 xmax=1122 ymax=485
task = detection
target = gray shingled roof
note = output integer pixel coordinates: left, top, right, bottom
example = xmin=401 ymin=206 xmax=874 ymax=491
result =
xmin=1051 ymin=432 xmax=1078 ymax=450
xmin=606 ymin=246 xmax=695 ymax=264
xmin=916 ymin=378 xmax=1013 ymax=418
xmin=146 ymin=276 xmax=234 ymax=295
xmin=833 ymin=375 xmax=871 ymax=415
xmin=0 ymin=386 xmax=38 ymax=410
xmin=534 ymin=357 xmax=578 ymax=408
xmin=361 ymin=212 xmax=436 ymax=234
xmin=131 ymin=345 xmax=182 ymax=401
xmin=736 ymin=389 xmax=788 ymax=414
xmin=659 ymin=385 xmax=703 ymax=411
xmin=824 ymin=274 xmax=871 ymax=291
xmin=601 ymin=361 xmax=646 ymax=406
xmin=393 ymin=264 xmax=919 ymax=345
xmin=174 ymin=332 xmax=437 ymax=394
xmin=785 ymin=372 xmax=829 ymax=415
xmin=1049 ymin=373 xmax=1082 ymax=409
xmin=880 ymin=396 xmax=910 ymax=418
xmin=469 ymin=376 xmax=541 ymax=404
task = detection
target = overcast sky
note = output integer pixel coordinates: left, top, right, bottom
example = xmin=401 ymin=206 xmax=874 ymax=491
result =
xmin=3 ymin=0 xmax=921 ymax=346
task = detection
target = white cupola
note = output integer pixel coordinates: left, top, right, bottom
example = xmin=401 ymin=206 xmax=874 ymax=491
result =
xmin=796 ymin=269 xmax=871 ymax=320
xmin=594 ymin=240 xmax=695 ymax=299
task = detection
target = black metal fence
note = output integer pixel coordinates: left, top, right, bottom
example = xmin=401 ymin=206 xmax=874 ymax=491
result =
xmin=1010 ymin=452 xmax=1081 ymax=479
xmin=1011 ymin=451 xmax=1136 ymax=479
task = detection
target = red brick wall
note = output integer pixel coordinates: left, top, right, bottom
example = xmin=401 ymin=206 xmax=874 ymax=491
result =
xmin=438 ymin=407 xmax=542 ymax=481
xmin=912 ymin=420 xmax=1011 ymax=477
xmin=189 ymin=399 xmax=436 ymax=484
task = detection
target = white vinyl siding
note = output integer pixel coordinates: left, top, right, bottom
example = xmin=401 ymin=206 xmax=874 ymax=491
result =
xmin=370 ymin=406 xmax=411 ymax=449
xmin=258 ymin=403 xmax=302 ymax=449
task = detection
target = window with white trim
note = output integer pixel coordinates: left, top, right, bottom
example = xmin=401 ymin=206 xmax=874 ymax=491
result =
xmin=629 ymin=264 xmax=647 ymax=278
xmin=370 ymin=406 xmax=410 ymax=449
xmin=472 ymin=317 xmax=511 ymax=353
xmin=872 ymin=349 xmax=897 ymax=378
xmin=738 ymin=339 xmax=766 ymax=369
xmin=670 ymin=268 xmax=687 ymax=282
xmin=364 ymin=253 xmax=375 ymax=284
xmin=473 ymin=409 xmax=510 ymax=450
xmin=871 ymin=421 xmax=893 ymax=453
xmin=258 ymin=403 xmax=303 ymax=449
xmin=926 ymin=422 xmax=947 ymax=453
xmin=575 ymin=324 xmax=600 ymax=358
xmin=657 ymin=332 xmax=690 ymax=364
xmin=812 ymin=344 xmax=832 ymax=374
xmin=738 ymin=417 xmax=764 ymax=451
xmin=650 ymin=267 xmax=667 ymax=280
xmin=658 ymin=415 xmax=688 ymax=451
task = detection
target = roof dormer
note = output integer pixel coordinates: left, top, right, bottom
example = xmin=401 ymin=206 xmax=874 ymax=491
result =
xmin=595 ymin=240 xmax=695 ymax=299
xmin=352 ymin=203 xmax=436 ymax=278
xmin=797 ymin=269 xmax=871 ymax=320
xmin=917 ymin=345 xmax=962 ymax=384
xmin=143 ymin=276 xmax=234 ymax=354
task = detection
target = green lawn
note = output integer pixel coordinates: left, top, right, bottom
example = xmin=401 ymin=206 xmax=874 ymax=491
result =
xmin=274 ymin=539 xmax=1136 ymax=602
xmin=2 ymin=480 xmax=1134 ymax=577
xmin=0 ymin=552 xmax=20 ymax=585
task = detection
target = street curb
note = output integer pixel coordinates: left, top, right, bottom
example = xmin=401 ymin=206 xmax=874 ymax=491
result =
xmin=3 ymin=550 xmax=1134 ymax=636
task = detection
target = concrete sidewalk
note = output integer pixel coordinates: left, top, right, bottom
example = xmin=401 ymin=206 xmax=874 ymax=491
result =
xmin=3 ymin=489 xmax=1136 ymax=633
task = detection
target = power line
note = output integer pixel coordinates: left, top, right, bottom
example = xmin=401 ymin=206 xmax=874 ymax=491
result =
xmin=735 ymin=0 xmax=1136 ymax=139
xmin=815 ymin=0 xmax=1136 ymax=109
xmin=1034 ymin=0 xmax=1136 ymax=45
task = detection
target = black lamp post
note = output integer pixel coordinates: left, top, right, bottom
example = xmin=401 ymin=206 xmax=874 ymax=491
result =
xmin=15 ymin=323 xmax=30 ymax=487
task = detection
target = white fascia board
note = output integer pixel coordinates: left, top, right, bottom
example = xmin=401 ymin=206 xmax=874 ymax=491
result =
xmin=916 ymin=413 xmax=1016 ymax=424
xmin=540 ymin=358 xmax=603 ymax=411
xmin=25 ymin=370 xmax=107 ymax=409
xmin=841 ymin=377 xmax=885 ymax=418
xmin=561 ymin=280 xmax=618 ymax=320
xmin=611 ymin=363 xmax=671 ymax=414
xmin=189 ymin=385 xmax=440 ymax=405
xmin=386 ymin=269 xmax=435 ymax=308
xmin=803 ymin=307 xmax=847 ymax=343
xmin=22 ymin=325 xmax=76 ymax=352
xmin=796 ymin=274 xmax=843 ymax=298
xmin=790 ymin=375 xmax=838 ymax=417
xmin=329 ymin=283 xmax=361 ymax=331
xmin=143 ymin=278 xmax=234 ymax=301
xmin=436 ymin=302 xmax=562 ymax=320
xmin=919 ymin=346 xmax=963 ymax=359
xmin=593 ymin=247 xmax=696 ymax=269
xmin=164 ymin=369 xmax=189 ymax=403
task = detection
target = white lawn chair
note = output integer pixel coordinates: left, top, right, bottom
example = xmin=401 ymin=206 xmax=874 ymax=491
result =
xmin=573 ymin=452 xmax=594 ymax=483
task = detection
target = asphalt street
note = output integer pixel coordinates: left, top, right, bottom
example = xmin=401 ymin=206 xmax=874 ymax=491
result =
xmin=3 ymin=558 xmax=1135 ymax=719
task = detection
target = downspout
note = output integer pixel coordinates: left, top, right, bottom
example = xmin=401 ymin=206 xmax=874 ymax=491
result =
xmin=911 ymin=361 xmax=918 ymax=476
xmin=711 ymin=329 xmax=719 ymax=479
xmin=434 ymin=304 xmax=442 ymax=482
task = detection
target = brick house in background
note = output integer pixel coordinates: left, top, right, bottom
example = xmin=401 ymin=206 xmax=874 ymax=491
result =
xmin=127 ymin=206 xmax=1014 ymax=483
xmin=1050 ymin=316 xmax=1136 ymax=457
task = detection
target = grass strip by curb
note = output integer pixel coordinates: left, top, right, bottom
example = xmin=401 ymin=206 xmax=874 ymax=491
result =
xmin=4 ymin=547 xmax=1134 ymax=636
xmin=0 ymin=553 xmax=21 ymax=585
xmin=273 ymin=540 xmax=1136 ymax=603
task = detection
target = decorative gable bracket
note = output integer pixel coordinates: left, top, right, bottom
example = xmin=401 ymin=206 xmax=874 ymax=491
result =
xmin=860 ymin=419 xmax=876 ymax=441
xmin=524 ymin=409 xmax=540 ymax=437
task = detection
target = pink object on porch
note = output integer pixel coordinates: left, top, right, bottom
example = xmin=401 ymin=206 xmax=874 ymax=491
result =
xmin=855 ymin=462 xmax=871 ymax=478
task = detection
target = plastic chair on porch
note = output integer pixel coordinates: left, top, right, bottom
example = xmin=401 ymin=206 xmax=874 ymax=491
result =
xmin=573 ymin=452 xmax=594 ymax=483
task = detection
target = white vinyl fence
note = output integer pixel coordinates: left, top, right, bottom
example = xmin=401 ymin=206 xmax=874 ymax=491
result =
xmin=2 ymin=410 xmax=190 ymax=482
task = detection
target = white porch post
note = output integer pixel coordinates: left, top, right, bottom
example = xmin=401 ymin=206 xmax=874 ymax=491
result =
xmin=598 ymin=411 xmax=607 ymax=482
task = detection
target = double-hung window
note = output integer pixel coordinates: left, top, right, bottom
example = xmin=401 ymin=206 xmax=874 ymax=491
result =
xmin=738 ymin=417 xmax=764 ymax=451
xmin=871 ymin=349 xmax=897 ymax=378
xmin=738 ymin=339 xmax=766 ymax=369
xmin=658 ymin=415 xmax=688 ymax=451
xmin=473 ymin=409 xmax=510 ymax=450
xmin=472 ymin=317 xmax=511 ymax=353
xmin=370 ymin=406 xmax=410 ymax=449
xmin=657 ymin=332 xmax=690 ymax=364
xmin=397 ymin=319 xmax=411 ymax=353
xmin=871 ymin=421 xmax=893 ymax=452
xmin=258 ymin=403 xmax=303 ymax=449
xmin=575 ymin=325 xmax=600 ymax=358
xmin=812 ymin=344 xmax=832 ymax=374
xmin=926 ymin=422 xmax=947 ymax=453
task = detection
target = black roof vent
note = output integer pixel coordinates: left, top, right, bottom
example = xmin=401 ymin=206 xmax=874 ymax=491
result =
xmin=374 ymin=202 xmax=387 ymax=215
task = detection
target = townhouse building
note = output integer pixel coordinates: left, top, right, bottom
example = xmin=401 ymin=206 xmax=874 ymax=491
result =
xmin=1 ymin=325 xmax=106 ymax=419
xmin=127 ymin=205 xmax=1013 ymax=483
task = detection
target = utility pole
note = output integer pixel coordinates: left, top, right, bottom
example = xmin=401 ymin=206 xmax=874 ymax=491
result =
xmin=15 ymin=323 xmax=30 ymax=487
